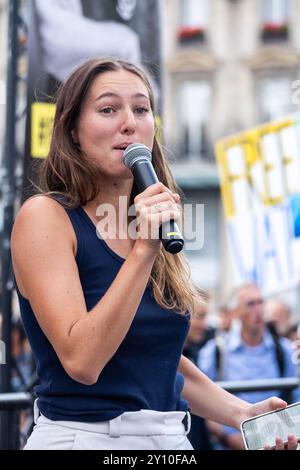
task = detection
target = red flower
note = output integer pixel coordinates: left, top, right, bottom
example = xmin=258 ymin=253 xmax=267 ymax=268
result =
xmin=177 ymin=26 xmax=205 ymax=40
xmin=262 ymin=22 xmax=288 ymax=32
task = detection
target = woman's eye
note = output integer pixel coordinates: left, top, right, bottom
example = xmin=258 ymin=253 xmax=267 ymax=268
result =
xmin=100 ymin=107 xmax=115 ymax=114
xmin=135 ymin=107 xmax=149 ymax=114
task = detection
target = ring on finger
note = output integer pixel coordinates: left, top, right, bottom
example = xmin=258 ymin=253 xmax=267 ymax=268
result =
xmin=153 ymin=203 xmax=162 ymax=212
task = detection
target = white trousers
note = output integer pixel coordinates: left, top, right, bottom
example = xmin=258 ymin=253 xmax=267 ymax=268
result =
xmin=23 ymin=402 xmax=193 ymax=450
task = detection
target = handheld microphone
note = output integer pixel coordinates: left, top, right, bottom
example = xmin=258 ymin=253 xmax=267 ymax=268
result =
xmin=123 ymin=143 xmax=184 ymax=254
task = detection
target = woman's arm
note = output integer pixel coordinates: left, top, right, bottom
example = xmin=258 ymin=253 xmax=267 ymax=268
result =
xmin=179 ymin=355 xmax=298 ymax=449
xmin=179 ymin=355 xmax=249 ymax=429
xmin=11 ymin=195 xmax=159 ymax=385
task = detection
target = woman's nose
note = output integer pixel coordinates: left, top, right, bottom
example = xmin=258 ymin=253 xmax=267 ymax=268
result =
xmin=121 ymin=109 xmax=136 ymax=134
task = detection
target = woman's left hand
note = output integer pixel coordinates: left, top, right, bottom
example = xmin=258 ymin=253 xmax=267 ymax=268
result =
xmin=264 ymin=435 xmax=298 ymax=450
xmin=246 ymin=397 xmax=298 ymax=450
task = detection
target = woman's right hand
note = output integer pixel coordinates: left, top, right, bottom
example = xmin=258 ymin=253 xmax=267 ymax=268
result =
xmin=133 ymin=182 xmax=181 ymax=254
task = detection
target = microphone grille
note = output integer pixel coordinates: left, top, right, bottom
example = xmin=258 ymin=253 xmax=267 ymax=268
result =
xmin=123 ymin=143 xmax=152 ymax=170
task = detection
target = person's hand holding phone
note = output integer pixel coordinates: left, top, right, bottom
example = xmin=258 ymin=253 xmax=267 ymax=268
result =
xmin=242 ymin=397 xmax=298 ymax=450
xmin=264 ymin=434 xmax=298 ymax=450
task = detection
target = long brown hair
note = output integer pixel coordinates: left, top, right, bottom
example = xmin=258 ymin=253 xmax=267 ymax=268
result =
xmin=39 ymin=58 xmax=202 ymax=314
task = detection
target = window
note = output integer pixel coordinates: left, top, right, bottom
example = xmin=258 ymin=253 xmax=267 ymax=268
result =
xmin=258 ymin=77 xmax=292 ymax=122
xmin=180 ymin=0 xmax=209 ymax=28
xmin=178 ymin=80 xmax=211 ymax=160
xmin=262 ymin=0 xmax=289 ymax=24
xmin=184 ymin=189 xmax=220 ymax=289
xmin=261 ymin=0 xmax=290 ymax=41
xmin=177 ymin=0 xmax=209 ymax=42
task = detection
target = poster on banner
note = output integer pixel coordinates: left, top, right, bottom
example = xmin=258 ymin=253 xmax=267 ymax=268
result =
xmin=22 ymin=0 xmax=161 ymax=199
xmin=216 ymin=115 xmax=300 ymax=295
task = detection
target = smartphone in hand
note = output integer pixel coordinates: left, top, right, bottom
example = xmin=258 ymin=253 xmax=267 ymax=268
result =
xmin=240 ymin=401 xmax=300 ymax=450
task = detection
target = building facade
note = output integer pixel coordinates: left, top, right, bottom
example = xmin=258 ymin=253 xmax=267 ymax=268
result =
xmin=162 ymin=0 xmax=300 ymax=297
xmin=1 ymin=0 xmax=300 ymax=300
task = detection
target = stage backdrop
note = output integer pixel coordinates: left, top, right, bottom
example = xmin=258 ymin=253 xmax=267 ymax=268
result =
xmin=215 ymin=115 xmax=300 ymax=295
xmin=22 ymin=0 xmax=161 ymax=199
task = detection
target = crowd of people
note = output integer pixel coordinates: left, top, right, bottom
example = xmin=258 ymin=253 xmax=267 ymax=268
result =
xmin=183 ymin=283 xmax=300 ymax=450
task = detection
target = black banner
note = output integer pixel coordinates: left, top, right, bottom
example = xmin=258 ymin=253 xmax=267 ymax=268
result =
xmin=22 ymin=0 xmax=161 ymax=200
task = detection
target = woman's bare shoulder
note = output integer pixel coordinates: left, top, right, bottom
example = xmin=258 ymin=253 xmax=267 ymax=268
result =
xmin=12 ymin=194 xmax=76 ymax=250
xmin=11 ymin=195 xmax=77 ymax=297
xmin=16 ymin=194 xmax=66 ymax=217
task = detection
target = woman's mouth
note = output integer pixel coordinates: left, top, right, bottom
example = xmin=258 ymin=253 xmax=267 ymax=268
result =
xmin=114 ymin=143 xmax=135 ymax=151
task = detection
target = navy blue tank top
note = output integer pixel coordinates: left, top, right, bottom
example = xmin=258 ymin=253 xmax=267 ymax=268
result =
xmin=16 ymin=205 xmax=190 ymax=422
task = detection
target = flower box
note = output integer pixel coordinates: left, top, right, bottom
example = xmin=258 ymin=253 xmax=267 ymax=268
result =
xmin=177 ymin=26 xmax=205 ymax=42
xmin=261 ymin=22 xmax=289 ymax=41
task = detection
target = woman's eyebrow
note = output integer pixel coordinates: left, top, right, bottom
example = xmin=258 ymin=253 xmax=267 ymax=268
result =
xmin=95 ymin=92 xmax=119 ymax=102
xmin=95 ymin=92 xmax=149 ymax=102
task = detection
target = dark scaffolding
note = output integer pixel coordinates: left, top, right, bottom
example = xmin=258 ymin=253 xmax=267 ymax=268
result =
xmin=0 ymin=0 xmax=20 ymax=449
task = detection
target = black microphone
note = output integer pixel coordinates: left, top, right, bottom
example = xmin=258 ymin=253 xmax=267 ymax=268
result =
xmin=123 ymin=143 xmax=184 ymax=254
